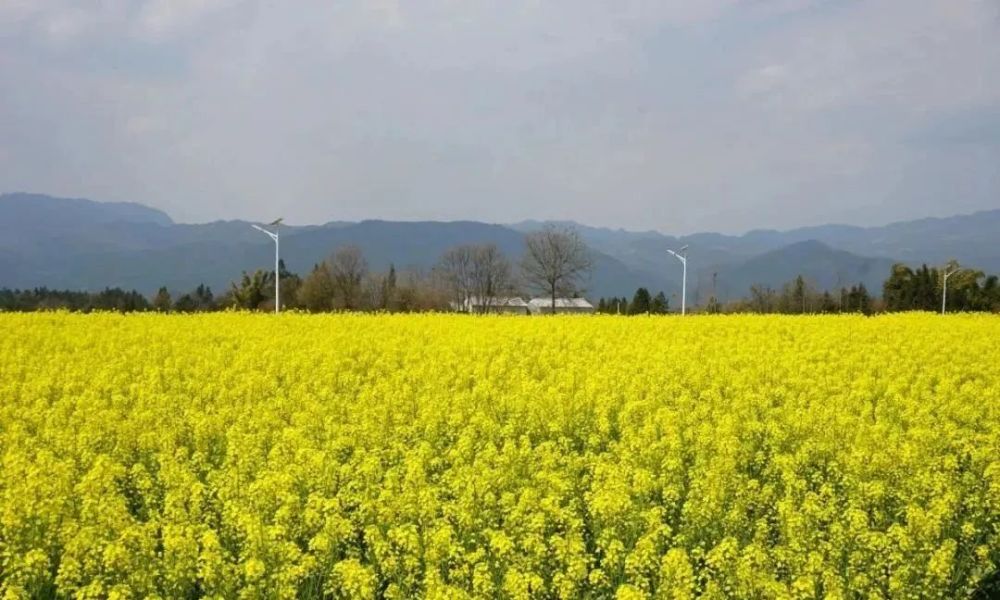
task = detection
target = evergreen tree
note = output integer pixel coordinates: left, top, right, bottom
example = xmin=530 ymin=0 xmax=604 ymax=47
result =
xmin=973 ymin=275 xmax=1000 ymax=311
xmin=193 ymin=284 xmax=215 ymax=311
xmin=153 ymin=287 xmax=172 ymax=312
xmin=175 ymin=284 xmax=215 ymax=313
xmin=793 ymin=275 xmax=807 ymax=313
xmin=650 ymin=291 xmax=669 ymax=314
xmin=820 ymin=291 xmax=837 ymax=313
xmin=173 ymin=294 xmax=198 ymax=313
xmin=629 ymin=288 xmax=651 ymax=315
xmin=917 ymin=264 xmax=937 ymax=310
xmin=383 ymin=264 xmax=398 ymax=310
xmin=883 ymin=264 xmax=915 ymax=310
xmin=845 ymin=283 xmax=873 ymax=315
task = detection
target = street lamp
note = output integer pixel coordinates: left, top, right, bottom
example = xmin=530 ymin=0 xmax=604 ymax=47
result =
xmin=251 ymin=218 xmax=283 ymax=314
xmin=666 ymin=245 xmax=689 ymax=315
xmin=941 ymin=267 xmax=958 ymax=315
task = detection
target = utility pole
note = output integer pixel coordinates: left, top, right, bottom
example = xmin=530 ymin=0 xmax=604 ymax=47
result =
xmin=251 ymin=218 xmax=283 ymax=314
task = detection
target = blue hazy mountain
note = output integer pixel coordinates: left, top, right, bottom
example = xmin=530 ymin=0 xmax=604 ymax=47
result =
xmin=0 ymin=194 xmax=656 ymax=299
xmin=1 ymin=192 xmax=997 ymax=301
xmin=515 ymin=209 xmax=1000 ymax=300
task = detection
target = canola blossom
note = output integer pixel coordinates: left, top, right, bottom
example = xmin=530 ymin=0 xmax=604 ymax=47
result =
xmin=1 ymin=312 xmax=999 ymax=599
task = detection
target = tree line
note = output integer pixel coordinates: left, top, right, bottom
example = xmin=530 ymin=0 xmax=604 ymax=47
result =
xmin=883 ymin=263 xmax=999 ymax=312
xmin=718 ymin=277 xmax=877 ymax=315
xmin=590 ymin=262 xmax=1000 ymax=316
xmin=3 ymin=227 xmax=999 ymax=315
xmin=595 ymin=289 xmax=670 ymax=315
xmin=223 ymin=224 xmax=592 ymax=313
xmin=0 ymin=225 xmax=594 ymax=314
xmin=591 ymin=275 xmax=877 ymax=315
xmin=0 ymin=287 xmax=152 ymax=312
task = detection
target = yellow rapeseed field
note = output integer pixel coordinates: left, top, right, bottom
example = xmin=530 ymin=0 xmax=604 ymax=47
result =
xmin=1 ymin=312 xmax=999 ymax=599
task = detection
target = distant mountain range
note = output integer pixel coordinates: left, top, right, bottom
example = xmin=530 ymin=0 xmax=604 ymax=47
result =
xmin=1 ymin=192 xmax=998 ymax=302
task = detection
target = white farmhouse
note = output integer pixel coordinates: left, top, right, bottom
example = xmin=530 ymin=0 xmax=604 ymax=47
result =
xmin=527 ymin=297 xmax=595 ymax=315
xmin=450 ymin=296 xmax=531 ymax=315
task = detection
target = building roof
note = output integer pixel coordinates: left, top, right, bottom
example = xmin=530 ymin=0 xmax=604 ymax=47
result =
xmin=450 ymin=296 xmax=531 ymax=311
xmin=468 ymin=296 xmax=529 ymax=307
xmin=527 ymin=297 xmax=594 ymax=309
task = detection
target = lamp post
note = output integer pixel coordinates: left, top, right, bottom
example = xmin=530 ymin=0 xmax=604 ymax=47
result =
xmin=666 ymin=245 xmax=689 ymax=315
xmin=942 ymin=267 xmax=958 ymax=315
xmin=251 ymin=218 xmax=283 ymax=314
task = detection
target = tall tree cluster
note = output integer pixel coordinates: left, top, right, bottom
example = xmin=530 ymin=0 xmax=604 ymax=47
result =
xmin=172 ymin=285 xmax=216 ymax=312
xmin=728 ymin=278 xmax=874 ymax=315
xmin=596 ymin=297 xmax=630 ymax=315
xmin=295 ymin=246 xmax=447 ymax=313
xmin=883 ymin=263 xmax=999 ymax=312
xmin=596 ymin=289 xmax=669 ymax=315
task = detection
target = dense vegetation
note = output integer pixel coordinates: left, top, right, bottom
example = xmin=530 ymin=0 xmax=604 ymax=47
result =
xmin=1 ymin=313 xmax=998 ymax=598
xmin=0 ymin=287 xmax=151 ymax=312
xmin=2 ymin=238 xmax=999 ymax=314
xmin=596 ymin=265 xmax=1000 ymax=315
xmin=882 ymin=264 xmax=1000 ymax=312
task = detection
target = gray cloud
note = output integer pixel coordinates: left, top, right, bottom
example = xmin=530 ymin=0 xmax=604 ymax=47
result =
xmin=908 ymin=107 xmax=1000 ymax=146
xmin=1 ymin=0 xmax=998 ymax=233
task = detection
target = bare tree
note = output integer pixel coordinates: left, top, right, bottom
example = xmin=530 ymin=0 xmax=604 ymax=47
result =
xmin=362 ymin=272 xmax=387 ymax=312
xmin=748 ymin=284 xmax=777 ymax=313
xmin=438 ymin=245 xmax=475 ymax=311
xmin=520 ymin=225 xmax=592 ymax=312
xmin=395 ymin=266 xmax=450 ymax=312
xmin=329 ymin=245 xmax=368 ymax=310
xmin=470 ymin=244 xmax=514 ymax=314
xmin=439 ymin=244 xmax=516 ymax=313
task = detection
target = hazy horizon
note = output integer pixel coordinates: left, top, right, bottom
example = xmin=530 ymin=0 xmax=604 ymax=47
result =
xmin=3 ymin=1 xmax=1000 ymax=234
xmin=7 ymin=189 xmax=999 ymax=239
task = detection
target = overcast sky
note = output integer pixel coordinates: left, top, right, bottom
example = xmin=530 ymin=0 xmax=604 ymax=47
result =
xmin=2 ymin=1 xmax=999 ymax=234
